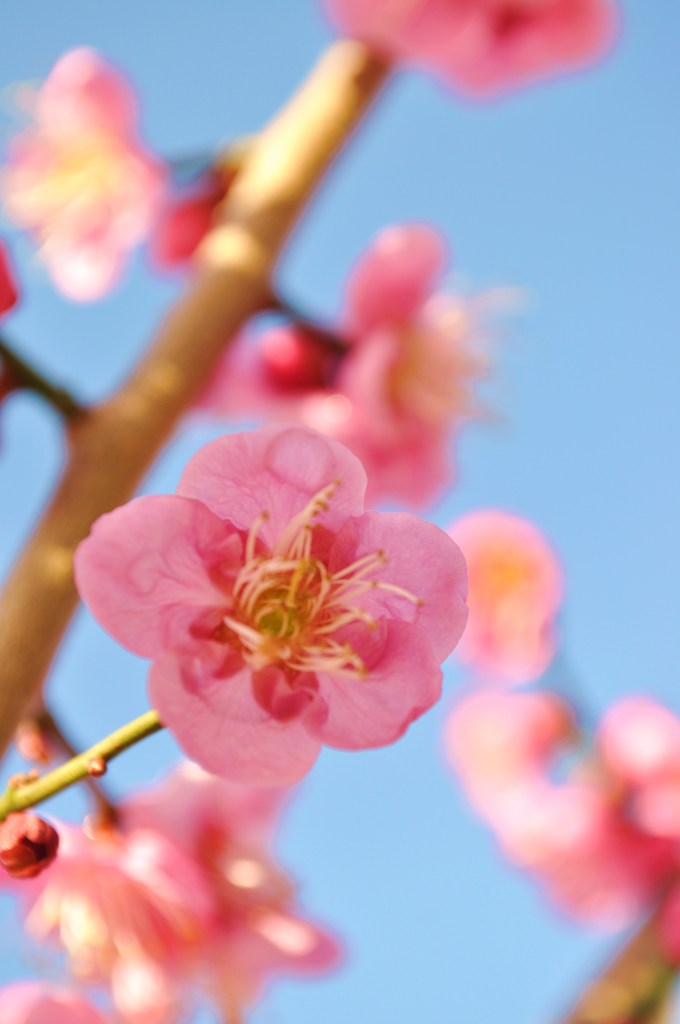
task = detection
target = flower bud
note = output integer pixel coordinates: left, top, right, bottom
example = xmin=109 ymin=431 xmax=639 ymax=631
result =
xmin=0 ymin=812 xmax=59 ymax=879
xmin=261 ymin=326 xmax=338 ymax=391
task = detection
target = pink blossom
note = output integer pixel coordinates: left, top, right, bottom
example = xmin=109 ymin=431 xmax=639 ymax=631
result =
xmin=124 ymin=761 xmax=341 ymax=1013
xmin=447 ymin=510 xmax=563 ymax=683
xmin=0 ymin=982 xmax=110 ymax=1024
xmin=324 ymin=0 xmax=618 ymax=96
xmin=446 ymin=689 xmax=677 ymax=929
xmin=2 ymin=49 xmax=166 ymax=300
xmin=599 ymin=697 xmax=680 ymax=839
xmin=200 ymin=225 xmax=489 ymax=508
xmin=445 ymin=690 xmax=574 ymax=816
xmin=0 ymin=241 xmax=19 ymax=317
xmin=498 ymin=783 xmax=675 ymax=927
xmin=75 ymin=424 xmax=468 ymax=784
xmin=10 ymin=821 xmax=213 ymax=1023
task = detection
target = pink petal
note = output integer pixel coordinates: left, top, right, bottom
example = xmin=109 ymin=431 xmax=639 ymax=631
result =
xmin=344 ymin=223 xmax=447 ymax=334
xmin=598 ymin=697 xmax=680 ymax=785
xmin=1 ymin=982 xmax=110 ymax=1024
xmin=328 ymin=510 xmax=468 ymax=662
xmin=37 ymin=48 xmax=139 ymax=137
xmin=44 ymin=235 xmax=128 ymax=302
xmin=311 ymin=620 xmax=443 ymax=749
xmin=177 ymin=423 xmax=367 ymax=544
xmin=148 ymin=650 xmax=321 ymax=785
xmin=75 ymin=495 xmax=240 ymax=658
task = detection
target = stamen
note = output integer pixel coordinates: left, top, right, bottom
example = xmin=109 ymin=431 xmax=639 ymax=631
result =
xmin=221 ymin=484 xmax=422 ymax=679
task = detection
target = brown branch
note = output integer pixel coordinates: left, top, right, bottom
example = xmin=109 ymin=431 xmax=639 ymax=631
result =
xmin=0 ymin=41 xmax=389 ymax=756
xmin=558 ymin=912 xmax=676 ymax=1024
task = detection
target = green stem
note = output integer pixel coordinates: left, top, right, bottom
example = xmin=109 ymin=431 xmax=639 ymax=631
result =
xmin=34 ymin=707 xmax=120 ymax=825
xmin=0 ymin=336 xmax=83 ymax=418
xmin=0 ymin=710 xmax=163 ymax=822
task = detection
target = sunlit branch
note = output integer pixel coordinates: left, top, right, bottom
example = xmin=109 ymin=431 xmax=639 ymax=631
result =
xmin=558 ymin=911 xmax=677 ymax=1024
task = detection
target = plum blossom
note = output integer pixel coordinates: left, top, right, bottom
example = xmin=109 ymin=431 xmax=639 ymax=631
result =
xmin=446 ymin=690 xmax=678 ymax=928
xmin=7 ymin=821 xmax=213 ymax=1024
xmin=598 ymin=697 xmax=680 ymax=840
xmin=324 ymin=0 xmax=618 ymax=96
xmin=448 ymin=510 xmax=563 ymax=683
xmin=2 ymin=49 xmax=166 ymax=300
xmin=124 ymin=762 xmax=341 ymax=1015
xmin=201 ymin=225 xmax=490 ymax=508
xmin=0 ymin=982 xmax=110 ymax=1024
xmin=0 ymin=241 xmax=19 ymax=318
xmin=75 ymin=424 xmax=468 ymax=784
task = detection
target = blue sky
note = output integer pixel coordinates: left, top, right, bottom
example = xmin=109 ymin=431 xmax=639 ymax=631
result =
xmin=1 ymin=2 xmax=680 ymax=1022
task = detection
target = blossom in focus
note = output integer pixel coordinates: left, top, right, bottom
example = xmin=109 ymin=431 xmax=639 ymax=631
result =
xmin=124 ymin=761 xmax=341 ymax=1014
xmin=2 ymin=49 xmax=166 ymax=300
xmin=0 ymin=241 xmax=19 ymax=318
xmin=200 ymin=225 xmax=490 ymax=508
xmin=75 ymin=423 xmax=468 ymax=784
xmin=324 ymin=0 xmax=618 ymax=96
xmin=9 ymin=821 xmax=213 ymax=1023
xmin=0 ymin=982 xmax=110 ymax=1024
xmin=448 ymin=510 xmax=562 ymax=683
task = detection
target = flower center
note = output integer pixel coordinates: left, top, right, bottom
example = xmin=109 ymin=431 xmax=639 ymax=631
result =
xmin=222 ymin=483 xmax=420 ymax=678
xmin=6 ymin=133 xmax=129 ymax=233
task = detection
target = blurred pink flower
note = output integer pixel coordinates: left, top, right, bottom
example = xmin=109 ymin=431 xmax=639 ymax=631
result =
xmin=446 ymin=689 xmax=677 ymax=929
xmin=200 ymin=224 xmax=490 ymax=508
xmin=0 ymin=241 xmax=19 ymax=317
xmin=445 ymin=689 xmax=574 ymax=816
xmin=2 ymin=49 xmax=166 ymax=300
xmin=498 ymin=783 xmax=675 ymax=927
xmin=10 ymin=822 xmax=212 ymax=1024
xmin=1 ymin=982 xmax=110 ymax=1024
xmin=448 ymin=509 xmax=563 ymax=683
xmin=124 ymin=761 xmax=341 ymax=1014
xmin=599 ymin=697 xmax=680 ymax=840
xmin=324 ymin=0 xmax=618 ymax=95
xmin=75 ymin=424 xmax=468 ymax=784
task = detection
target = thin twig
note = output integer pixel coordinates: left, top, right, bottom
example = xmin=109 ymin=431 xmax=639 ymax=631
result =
xmin=0 ymin=336 xmax=82 ymax=417
xmin=0 ymin=710 xmax=162 ymax=822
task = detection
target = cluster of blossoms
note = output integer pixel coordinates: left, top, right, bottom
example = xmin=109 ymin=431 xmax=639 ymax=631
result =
xmin=442 ymin=510 xmax=680 ymax=958
xmin=1 ymin=763 xmax=339 ymax=1022
xmin=201 ymin=225 xmax=494 ymax=508
xmin=0 ymin=1 xmax=649 ymax=1021
xmin=447 ymin=691 xmax=680 ymax=955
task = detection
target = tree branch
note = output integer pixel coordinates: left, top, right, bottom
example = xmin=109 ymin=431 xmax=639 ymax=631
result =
xmin=0 ymin=41 xmax=389 ymax=756
xmin=558 ymin=912 xmax=676 ymax=1024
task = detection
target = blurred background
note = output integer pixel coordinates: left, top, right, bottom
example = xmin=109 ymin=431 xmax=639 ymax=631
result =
xmin=1 ymin=1 xmax=679 ymax=1021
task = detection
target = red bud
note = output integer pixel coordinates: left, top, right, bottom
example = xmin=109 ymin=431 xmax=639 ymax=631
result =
xmin=0 ymin=812 xmax=59 ymax=879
